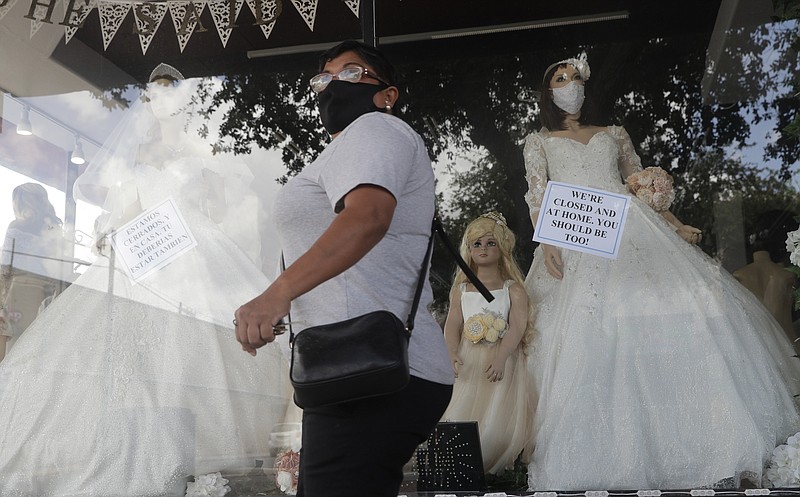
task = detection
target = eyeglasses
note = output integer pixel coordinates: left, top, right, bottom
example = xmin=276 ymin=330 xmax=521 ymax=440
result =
xmin=309 ymin=66 xmax=389 ymax=94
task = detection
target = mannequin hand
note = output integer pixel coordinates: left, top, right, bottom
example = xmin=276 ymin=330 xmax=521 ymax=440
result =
xmin=234 ymin=281 xmax=291 ymax=356
xmin=485 ymin=358 xmax=506 ymax=383
xmin=450 ymin=354 xmax=463 ymax=377
xmin=676 ymin=225 xmax=702 ymax=245
xmin=541 ymin=244 xmax=564 ymax=280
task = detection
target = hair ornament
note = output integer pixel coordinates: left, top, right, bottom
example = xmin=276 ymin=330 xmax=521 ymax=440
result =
xmin=149 ymin=63 xmax=185 ymax=83
xmin=543 ymin=52 xmax=591 ymax=83
xmin=479 ymin=211 xmax=508 ymax=227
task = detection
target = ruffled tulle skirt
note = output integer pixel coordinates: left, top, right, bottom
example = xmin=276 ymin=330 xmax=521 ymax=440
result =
xmin=524 ymin=201 xmax=800 ymax=490
xmin=0 ymin=234 xmax=292 ymax=496
xmin=442 ymin=339 xmax=532 ymax=474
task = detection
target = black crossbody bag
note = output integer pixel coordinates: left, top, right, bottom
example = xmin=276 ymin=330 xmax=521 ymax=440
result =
xmin=288 ymin=217 xmax=492 ymax=409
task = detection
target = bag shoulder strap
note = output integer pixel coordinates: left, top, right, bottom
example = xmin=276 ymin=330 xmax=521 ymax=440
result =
xmin=285 ymin=214 xmax=494 ymax=339
xmin=432 ymin=217 xmax=494 ymax=302
xmin=406 ymin=216 xmax=494 ymax=331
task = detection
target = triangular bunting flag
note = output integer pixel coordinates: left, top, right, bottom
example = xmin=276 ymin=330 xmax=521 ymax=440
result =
xmin=98 ymin=1 xmax=130 ymax=49
xmin=290 ymin=0 xmax=317 ymax=31
xmin=208 ymin=0 xmax=243 ymax=48
xmin=245 ymin=0 xmax=278 ymax=41
xmin=29 ymin=0 xmax=61 ymax=38
xmin=342 ymin=0 xmax=358 ymax=17
xmin=133 ymin=1 xmax=168 ymax=55
xmin=64 ymin=0 xmax=97 ymax=44
xmin=168 ymin=1 xmax=206 ymax=53
xmin=0 ymin=0 xmax=20 ymax=22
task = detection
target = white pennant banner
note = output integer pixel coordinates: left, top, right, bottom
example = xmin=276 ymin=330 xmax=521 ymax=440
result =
xmin=0 ymin=0 xmax=21 ymax=22
xmin=64 ymin=0 xmax=96 ymax=43
xmin=98 ymin=1 xmax=130 ymax=49
xmin=16 ymin=0 xmax=358 ymax=55
xmin=29 ymin=0 xmax=61 ymax=38
xmin=342 ymin=0 xmax=358 ymax=17
xmin=132 ymin=1 xmax=168 ymax=54
xmin=168 ymin=0 xmax=207 ymax=52
xmin=290 ymin=0 xmax=316 ymax=31
xmin=207 ymin=0 xmax=243 ymax=48
xmin=245 ymin=0 xmax=279 ymax=42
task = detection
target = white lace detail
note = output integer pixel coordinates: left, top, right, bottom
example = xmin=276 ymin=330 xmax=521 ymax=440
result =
xmin=523 ymin=132 xmax=548 ymax=228
xmin=606 ymin=125 xmax=643 ymax=179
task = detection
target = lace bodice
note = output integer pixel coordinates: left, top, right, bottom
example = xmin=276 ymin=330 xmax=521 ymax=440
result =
xmin=523 ymin=125 xmax=643 ymax=228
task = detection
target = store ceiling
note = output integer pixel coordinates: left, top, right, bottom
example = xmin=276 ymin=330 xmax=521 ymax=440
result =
xmin=34 ymin=0 xmax=731 ymax=91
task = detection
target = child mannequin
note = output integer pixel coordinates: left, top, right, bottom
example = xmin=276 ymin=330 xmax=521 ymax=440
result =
xmin=442 ymin=212 xmax=534 ymax=475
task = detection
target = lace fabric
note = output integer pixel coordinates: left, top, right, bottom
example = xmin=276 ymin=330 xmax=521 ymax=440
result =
xmin=523 ymin=126 xmax=643 ymax=229
xmin=442 ymin=281 xmax=532 ymax=475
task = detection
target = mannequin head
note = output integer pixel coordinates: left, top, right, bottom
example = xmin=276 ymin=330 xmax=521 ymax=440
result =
xmin=144 ymin=63 xmax=191 ymax=122
xmin=455 ymin=212 xmax=525 ymax=287
xmin=539 ymin=56 xmax=600 ymax=130
xmin=749 ymin=210 xmax=798 ymax=264
xmin=11 ymin=183 xmax=61 ymax=230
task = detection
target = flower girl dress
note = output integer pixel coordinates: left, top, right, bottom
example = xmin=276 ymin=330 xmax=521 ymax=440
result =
xmin=442 ymin=280 xmax=531 ymax=475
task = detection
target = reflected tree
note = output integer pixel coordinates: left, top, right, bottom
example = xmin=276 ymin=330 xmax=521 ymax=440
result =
xmin=194 ymin=13 xmax=799 ymax=307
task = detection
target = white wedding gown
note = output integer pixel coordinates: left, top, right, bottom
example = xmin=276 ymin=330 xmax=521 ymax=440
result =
xmin=0 ymin=159 xmax=292 ymax=496
xmin=523 ymin=127 xmax=800 ymax=490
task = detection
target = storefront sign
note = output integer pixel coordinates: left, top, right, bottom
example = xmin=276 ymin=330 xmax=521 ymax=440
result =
xmin=0 ymin=0 xmax=360 ymax=54
xmin=533 ymin=181 xmax=631 ymax=259
xmin=111 ymin=198 xmax=197 ymax=282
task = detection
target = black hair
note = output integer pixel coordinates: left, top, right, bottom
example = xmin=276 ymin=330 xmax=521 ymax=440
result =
xmin=749 ymin=209 xmax=798 ymax=263
xmin=539 ymin=62 xmax=603 ymax=131
xmin=318 ymin=40 xmax=398 ymax=87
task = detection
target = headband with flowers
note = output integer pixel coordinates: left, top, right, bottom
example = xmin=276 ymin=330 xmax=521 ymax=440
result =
xmin=542 ymin=52 xmax=591 ymax=83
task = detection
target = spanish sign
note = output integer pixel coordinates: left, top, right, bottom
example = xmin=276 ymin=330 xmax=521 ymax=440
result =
xmin=111 ymin=198 xmax=197 ymax=282
xmin=532 ymin=181 xmax=631 ymax=259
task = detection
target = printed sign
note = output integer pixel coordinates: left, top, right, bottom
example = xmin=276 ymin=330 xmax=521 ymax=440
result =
xmin=111 ymin=198 xmax=197 ymax=282
xmin=532 ymin=181 xmax=631 ymax=259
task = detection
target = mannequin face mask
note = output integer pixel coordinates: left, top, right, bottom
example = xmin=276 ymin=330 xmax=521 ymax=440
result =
xmin=317 ymin=80 xmax=387 ymax=135
xmin=551 ymin=80 xmax=585 ymax=115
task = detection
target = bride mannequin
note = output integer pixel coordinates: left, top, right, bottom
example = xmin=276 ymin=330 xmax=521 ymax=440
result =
xmin=0 ymin=64 xmax=292 ymax=496
xmin=523 ymin=55 xmax=800 ymax=491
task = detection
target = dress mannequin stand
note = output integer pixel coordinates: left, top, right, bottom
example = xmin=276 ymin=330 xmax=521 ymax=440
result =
xmin=734 ymin=250 xmax=798 ymax=351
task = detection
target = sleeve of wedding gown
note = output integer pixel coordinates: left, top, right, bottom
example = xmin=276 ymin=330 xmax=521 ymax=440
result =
xmin=612 ymin=126 xmax=644 ymax=180
xmin=523 ymin=132 xmax=548 ymax=230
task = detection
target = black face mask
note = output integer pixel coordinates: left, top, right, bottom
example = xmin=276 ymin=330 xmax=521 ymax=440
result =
xmin=318 ymin=80 xmax=388 ymax=135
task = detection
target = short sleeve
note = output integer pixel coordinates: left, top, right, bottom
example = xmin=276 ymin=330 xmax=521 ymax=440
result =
xmin=523 ymin=132 xmax=549 ymax=229
xmin=608 ymin=125 xmax=643 ymax=180
xmin=318 ymin=113 xmax=420 ymax=212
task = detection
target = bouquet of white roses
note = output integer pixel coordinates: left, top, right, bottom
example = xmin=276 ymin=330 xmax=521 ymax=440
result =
xmin=463 ymin=309 xmax=508 ymax=344
xmin=274 ymin=448 xmax=300 ymax=495
xmin=185 ymin=472 xmax=231 ymax=497
xmin=785 ymin=227 xmax=800 ymax=310
xmin=625 ymin=167 xmax=676 ymax=212
xmin=766 ymin=431 xmax=800 ymax=487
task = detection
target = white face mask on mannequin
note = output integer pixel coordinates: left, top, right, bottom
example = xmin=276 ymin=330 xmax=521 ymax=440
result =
xmin=551 ymin=81 xmax=585 ymax=115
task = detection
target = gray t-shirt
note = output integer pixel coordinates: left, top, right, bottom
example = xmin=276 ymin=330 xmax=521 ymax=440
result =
xmin=273 ymin=112 xmax=454 ymax=386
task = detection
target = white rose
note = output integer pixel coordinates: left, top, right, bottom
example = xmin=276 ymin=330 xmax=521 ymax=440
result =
xmin=492 ymin=317 xmax=506 ymax=332
xmin=276 ymin=471 xmax=294 ymax=492
xmin=484 ymin=327 xmax=500 ymax=343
